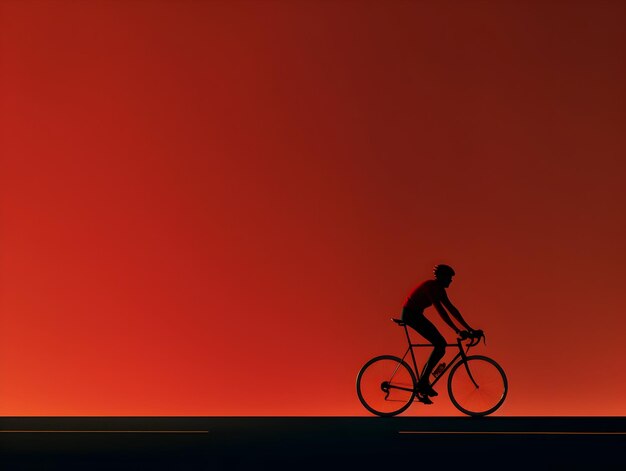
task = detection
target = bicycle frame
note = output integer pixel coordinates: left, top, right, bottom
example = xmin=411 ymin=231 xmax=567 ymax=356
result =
xmin=393 ymin=323 xmax=480 ymax=392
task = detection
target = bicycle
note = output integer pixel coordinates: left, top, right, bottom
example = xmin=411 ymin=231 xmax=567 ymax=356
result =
xmin=356 ymin=318 xmax=508 ymax=417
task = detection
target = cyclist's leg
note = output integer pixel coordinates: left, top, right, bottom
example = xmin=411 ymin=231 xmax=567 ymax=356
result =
xmin=405 ymin=313 xmax=446 ymax=390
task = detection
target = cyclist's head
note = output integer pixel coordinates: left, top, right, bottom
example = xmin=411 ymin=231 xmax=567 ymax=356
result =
xmin=434 ymin=264 xmax=455 ymax=287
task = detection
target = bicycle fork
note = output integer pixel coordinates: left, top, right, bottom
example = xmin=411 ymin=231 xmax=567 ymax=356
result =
xmin=459 ymin=339 xmax=480 ymax=389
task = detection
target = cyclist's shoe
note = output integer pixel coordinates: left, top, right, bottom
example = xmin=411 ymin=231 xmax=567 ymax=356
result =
xmin=415 ymin=393 xmax=433 ymax=405
xmin=417 ymin=383 xmax=439 ymax=397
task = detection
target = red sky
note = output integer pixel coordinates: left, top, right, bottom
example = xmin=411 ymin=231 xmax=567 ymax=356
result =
xmin=1 ymin=0 xmax=624 ymax=416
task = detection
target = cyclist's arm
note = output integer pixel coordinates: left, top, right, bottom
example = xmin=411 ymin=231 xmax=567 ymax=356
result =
xmin=432 ymin=300 xmax=462 ymax=334
xmin=441 ymin=293 xmax=473 ymax=331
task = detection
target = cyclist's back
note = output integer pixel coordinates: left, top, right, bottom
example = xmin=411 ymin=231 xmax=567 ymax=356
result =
xmin=403 ymin=279 xmax=444 ymax=315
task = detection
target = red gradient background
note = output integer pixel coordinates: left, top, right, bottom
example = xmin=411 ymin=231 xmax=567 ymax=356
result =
xmin=1 ymin=1 xmax=625 ymax=416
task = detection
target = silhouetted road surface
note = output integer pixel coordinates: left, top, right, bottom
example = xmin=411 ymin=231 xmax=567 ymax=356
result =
xmin=1 ymin=417 xmax=624 ymax=469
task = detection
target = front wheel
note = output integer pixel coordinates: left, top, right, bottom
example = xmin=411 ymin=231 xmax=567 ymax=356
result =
xmin=447 ymin=355 xmax=508 ymax=417
xmin=356 ymin=355 xmax=417 ymax=417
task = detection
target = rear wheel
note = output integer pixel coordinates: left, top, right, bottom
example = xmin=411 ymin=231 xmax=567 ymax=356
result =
xmin=356 ymin=355 xmax=417 ymax=417
xmin=447 ymin=355 xmax=508 ymax=417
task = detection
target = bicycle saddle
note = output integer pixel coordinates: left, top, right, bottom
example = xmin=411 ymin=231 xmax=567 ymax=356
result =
xmin=391 ymin=318 xmax=405 ymax=326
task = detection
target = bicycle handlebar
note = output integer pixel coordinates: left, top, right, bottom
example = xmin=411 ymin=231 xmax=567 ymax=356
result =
xmin=458 ymin=329 xmax=486 ymax=347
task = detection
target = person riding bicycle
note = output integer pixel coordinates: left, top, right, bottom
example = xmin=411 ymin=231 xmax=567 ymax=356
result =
xmin=402 ymin=264 xmax=481 ymax=404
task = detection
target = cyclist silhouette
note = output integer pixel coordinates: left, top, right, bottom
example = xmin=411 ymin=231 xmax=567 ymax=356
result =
xmin=402 ymin=264 xmax=479 ymax=404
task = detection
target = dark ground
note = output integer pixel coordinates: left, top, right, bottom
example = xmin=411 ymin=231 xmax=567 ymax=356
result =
xmin=1 ymin=417 xmax=625 ymax=470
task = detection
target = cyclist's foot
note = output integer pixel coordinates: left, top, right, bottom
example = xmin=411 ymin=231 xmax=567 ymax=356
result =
xmin=417 ymin=383 xmax=439 ymax=397
xmin=416 ymin=393 xmax=433 ymax=405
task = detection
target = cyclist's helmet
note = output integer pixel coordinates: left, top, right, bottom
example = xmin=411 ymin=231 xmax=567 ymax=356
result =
xmin=433 ymin=264 xmax=455 ymax=278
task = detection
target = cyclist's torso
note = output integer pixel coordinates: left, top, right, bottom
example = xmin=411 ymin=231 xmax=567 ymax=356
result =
xmin=403 ymin=279 xmax=445 ymax=315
